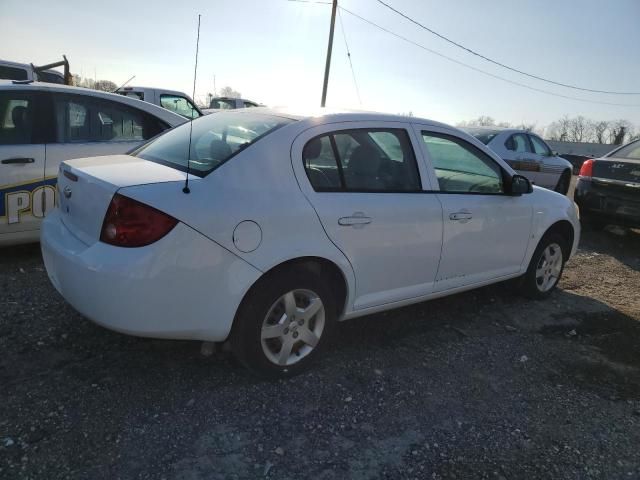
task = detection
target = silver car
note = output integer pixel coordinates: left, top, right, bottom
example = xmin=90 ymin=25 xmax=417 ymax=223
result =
xmin=463 ymin=128 xmax=573 ymax=195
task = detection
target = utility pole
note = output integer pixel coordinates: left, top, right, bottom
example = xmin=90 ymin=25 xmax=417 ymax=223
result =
xmin=321 ymin=0 xmax=338 ymax=107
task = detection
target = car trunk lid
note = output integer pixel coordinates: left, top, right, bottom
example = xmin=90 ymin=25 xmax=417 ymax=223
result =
xmin=57 ymin=155 xmax=186 ymax=245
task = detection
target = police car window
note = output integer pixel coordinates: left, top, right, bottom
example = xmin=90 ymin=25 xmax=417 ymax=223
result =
xmin=54 ymin=95 xmax=164 ymax=143
xmin=0 ymin=93 xmax=34 ymax=145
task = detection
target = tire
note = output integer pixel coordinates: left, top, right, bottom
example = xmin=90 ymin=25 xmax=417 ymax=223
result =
xmin=519 ymin=233 xmax=568 ymax=299
xmin=230 ymin=267 xmax=337 ymax=378
xmin=554 ymin=170 xmax=571 ymax=195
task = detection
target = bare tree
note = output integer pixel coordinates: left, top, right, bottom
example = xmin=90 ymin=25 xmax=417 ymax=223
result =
xmin=567 ymin=115 xmax=593 ymax=142
xmin=546 ymin=116 xmax=571 ymax=141
xmin=591 ymin=120 xmax=610 ymax=144
xmin=609 ymin=120 xmax=634 ymax=145
xmin=93 ymin=80 xmax=117 ymax=92
xmin=218 ymin=86 xmax=241 ymax=98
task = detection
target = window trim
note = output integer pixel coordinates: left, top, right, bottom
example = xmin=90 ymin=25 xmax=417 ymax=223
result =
xmin=302 ymin=127 xmax=423 ymax=193
xmin=420 ymin=130 xmax=510 ymax=196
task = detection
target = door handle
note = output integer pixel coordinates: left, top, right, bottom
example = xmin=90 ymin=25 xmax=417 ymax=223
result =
xmin=1 ymin=157 xmax=35 ymax=164
xmin=339 ymin=212 xmax=372 ymax=227
xmin=449 ymin=211 xmax=473 ymax=222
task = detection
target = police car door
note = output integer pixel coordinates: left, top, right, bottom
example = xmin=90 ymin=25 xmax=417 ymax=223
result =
xmin=0 ymin=90 xmax=47 ymax=237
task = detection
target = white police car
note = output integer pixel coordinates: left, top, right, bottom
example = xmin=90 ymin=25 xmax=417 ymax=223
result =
xmin=462 ymin=127 xmax=574 ymax=195
xmin=0 ymin=81 xmax=185 ymax=246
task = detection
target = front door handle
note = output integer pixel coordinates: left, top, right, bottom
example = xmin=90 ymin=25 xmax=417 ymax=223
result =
xmin=1 ymin=157 xmax=35 ymax=165
xmin=339 ymin=212 xmax=372 ymax=227
xmin=449 ymin=211 xmax=473 ymax=222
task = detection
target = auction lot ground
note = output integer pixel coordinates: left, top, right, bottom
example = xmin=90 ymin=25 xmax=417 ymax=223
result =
xmin=1 ymin=223 xmax=639 ymax=479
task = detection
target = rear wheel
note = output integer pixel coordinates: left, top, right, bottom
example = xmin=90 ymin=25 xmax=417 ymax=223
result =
xmin=519 ymin=233 xmax=567 ymax=299
xmin=231 ymin=268 xmax=336 ymax=378
xmin=554 ymin=170 xmax=571 ymax=195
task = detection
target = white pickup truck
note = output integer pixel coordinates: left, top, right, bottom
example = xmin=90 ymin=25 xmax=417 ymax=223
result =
xmin=115 ymin=86 xmax=203 ymax=119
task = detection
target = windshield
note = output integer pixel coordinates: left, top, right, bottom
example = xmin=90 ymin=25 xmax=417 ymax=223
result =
xmin=608 ymin=140 xmax=640 ymax=160
xmin=463 ymin=128 xmax=501 ymax=145
xmin=135 ymin=112 xmax=294 ymax=177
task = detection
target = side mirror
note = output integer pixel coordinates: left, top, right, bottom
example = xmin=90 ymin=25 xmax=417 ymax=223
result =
xmin=550 ymin=150 xmax=558 ymax=157
xmin=510 ymin=174 xmax=533 ymax=195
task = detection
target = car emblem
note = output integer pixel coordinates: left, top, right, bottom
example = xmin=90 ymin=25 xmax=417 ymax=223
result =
xmin=63 ymin=186 xmax=72 ymax=199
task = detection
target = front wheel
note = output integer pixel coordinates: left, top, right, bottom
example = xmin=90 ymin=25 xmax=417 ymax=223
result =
xmin=230 ymin=268 xmax=336 ymax=378
xmin=519 ymin=234 xmax=567 ymax=299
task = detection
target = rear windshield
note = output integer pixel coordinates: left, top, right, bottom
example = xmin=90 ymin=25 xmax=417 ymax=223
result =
xmin=608 ymin=140 xmax=640 ymax=160
xmin=135 ymin=112 xmax=294 ymax=177
xmin=462 ymin=128 xmax=500 ymax=145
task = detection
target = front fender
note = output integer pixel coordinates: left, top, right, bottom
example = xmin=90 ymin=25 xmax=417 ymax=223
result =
xmin=523 ymin=187 xmax=580 ymax=268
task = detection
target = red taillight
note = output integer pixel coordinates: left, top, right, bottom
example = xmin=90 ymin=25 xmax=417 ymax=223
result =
xmin=579 ymin=159 xmax=595 ymax=177
xmin=100 ymin=194 xmax=178 ymax=247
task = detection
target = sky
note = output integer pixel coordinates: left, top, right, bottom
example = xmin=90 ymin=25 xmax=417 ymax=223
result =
xmin=1 ymin=0 xmax=639 ymax=129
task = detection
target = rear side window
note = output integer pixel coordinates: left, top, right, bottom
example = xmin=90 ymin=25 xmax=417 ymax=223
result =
xmin=303 ymin=129 xmax=421 ymax=192
xmin=0 ymin=92 xmax=35 ymax=145
xmin=0 ymin=65 xmax=28 ymax=81
xmin=421 ymin=132 xmax=503 ymax=194
xmin=53 ymin=94 xmax=166 ymax=143
xmin=505 ymin=133 xmax=531 ymax=153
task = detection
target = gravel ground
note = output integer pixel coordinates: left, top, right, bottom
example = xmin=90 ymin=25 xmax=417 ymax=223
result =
xmin=1 ymin=225 xmax=639 ymax=479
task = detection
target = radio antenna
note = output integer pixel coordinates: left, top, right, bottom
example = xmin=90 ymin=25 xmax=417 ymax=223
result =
xmin=183 ymin=13 xmax=201 ymax=194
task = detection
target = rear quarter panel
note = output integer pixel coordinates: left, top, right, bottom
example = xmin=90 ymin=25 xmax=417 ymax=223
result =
xmin=120 ymin=126 xmax=357 ymax=314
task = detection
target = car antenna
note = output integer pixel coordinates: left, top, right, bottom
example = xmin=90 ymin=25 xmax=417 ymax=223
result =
xmin=112 ymin=75 xmax=136 ymax=93
xmin=183 ymin=13 xmax=201 ymax=195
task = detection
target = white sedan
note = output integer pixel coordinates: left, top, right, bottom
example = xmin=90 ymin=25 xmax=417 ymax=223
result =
xmin=0 ymin=81 xmax=185 ymax=246
xmin=462 ymin=128 xmax=574 ymax=195
xmin=41 ymin=109 xmax=580 ymax=377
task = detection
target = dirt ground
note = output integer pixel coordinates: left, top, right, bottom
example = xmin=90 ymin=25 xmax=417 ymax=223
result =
xmin=1 ymin=221 xmax=639 ymax=479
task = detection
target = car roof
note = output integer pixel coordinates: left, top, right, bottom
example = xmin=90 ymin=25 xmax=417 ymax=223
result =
xmin=0 ymin=80 xmax=186 ymax=126
xmin=461 ymin=126 xmax=533 ymax=136
xmin=220 ymin=106 xmax=453 ymax=130
xmin=118 ymin=86 xmax=193 ymax=97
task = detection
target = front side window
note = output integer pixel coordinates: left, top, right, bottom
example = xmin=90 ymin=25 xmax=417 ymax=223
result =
xmin=421 ymin=132 xmax=503 ymax=194
xmin=136 ymin=112 xmax=293 ymax=177
xmin=160 ymin=94 xmax=201 ymax=119
xmin=303 ymin=129 xmax=421 ymax=192
xmin=530 ymin=135 xmax=551 ymax=156
xmin=54 ymin=94 xmax=165 ymax=143
xmin=0 ymin=92 xmax=34 ymax=145
xmin=506 ymin=133 xmax=532 ymax=153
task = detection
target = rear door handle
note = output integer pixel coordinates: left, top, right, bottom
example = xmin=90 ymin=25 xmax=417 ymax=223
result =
xmin=339 ymin=213 xmax=372 ymax=227
xmin=449 ymin=211 xmax=473 ymax=222
xmin=1 ymin=157 xmax=35 ymax=165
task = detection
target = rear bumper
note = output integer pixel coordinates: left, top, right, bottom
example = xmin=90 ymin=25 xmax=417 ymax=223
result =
xmin=41 ymin=209 xmax=261 ymax=341
xmin=575 ymin=178 xmax=640 ymax=228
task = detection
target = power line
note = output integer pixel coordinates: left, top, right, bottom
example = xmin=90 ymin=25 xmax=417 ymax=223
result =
xmin=338 ymin=7 xmax=362 ymax=105
xmin=339 ymin=6 xmax=639 ymax=108
xmin=375 ymin=0 xmax=640 ymax=96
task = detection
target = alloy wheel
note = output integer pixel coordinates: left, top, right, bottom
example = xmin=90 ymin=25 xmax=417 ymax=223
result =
xmin=260 ymin=289 xmax=325 ymax=366
xmin=535 ymin=243 xmax=563 ymax=292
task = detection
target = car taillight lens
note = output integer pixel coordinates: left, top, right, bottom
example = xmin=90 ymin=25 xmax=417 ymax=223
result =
xmin=100 ymin=194 xmax=178 ymax=247
xmin=579 ymin=159 xmax=595 ymax=177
